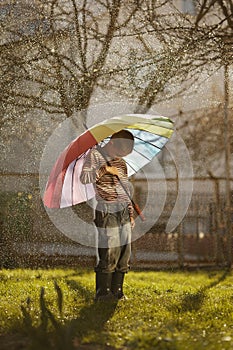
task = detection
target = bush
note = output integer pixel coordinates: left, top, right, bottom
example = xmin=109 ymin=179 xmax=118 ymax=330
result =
xmin=0 ymin=191 xmax=33 ymax=267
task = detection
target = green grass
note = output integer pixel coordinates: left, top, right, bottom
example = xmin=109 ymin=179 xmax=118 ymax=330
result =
xmin=1 ymin=268 xmax=233 ymax=349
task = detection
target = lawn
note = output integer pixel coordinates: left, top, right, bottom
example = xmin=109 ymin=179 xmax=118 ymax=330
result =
xmin=0 ymin=267 xmax=233 ymax=350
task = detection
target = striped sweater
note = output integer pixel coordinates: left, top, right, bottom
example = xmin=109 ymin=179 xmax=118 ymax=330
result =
xmin=80 ymin=147 xmax=134 ymax=217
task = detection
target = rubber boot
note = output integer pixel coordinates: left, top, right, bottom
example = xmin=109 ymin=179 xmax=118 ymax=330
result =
xmin=111 ymin=271 xmax=126 ymax=300
xmin=95 ymin=272 xmax=114 ymax=301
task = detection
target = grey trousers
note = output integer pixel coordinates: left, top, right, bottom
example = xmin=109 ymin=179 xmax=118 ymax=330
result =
xmin=94 ymin=202 xmax=132 ymax=273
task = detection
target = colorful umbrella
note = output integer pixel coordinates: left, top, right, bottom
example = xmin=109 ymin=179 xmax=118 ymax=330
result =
xmin=43 ymin=114 xmax=174 ymax=209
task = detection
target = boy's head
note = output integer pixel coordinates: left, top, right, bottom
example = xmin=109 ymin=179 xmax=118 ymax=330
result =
xmin=108 ymin=130 xmax=134 ymax=157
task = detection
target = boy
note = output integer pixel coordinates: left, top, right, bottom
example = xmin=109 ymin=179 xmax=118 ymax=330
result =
xmin=80 ymin=130 xmax=135 ymax=301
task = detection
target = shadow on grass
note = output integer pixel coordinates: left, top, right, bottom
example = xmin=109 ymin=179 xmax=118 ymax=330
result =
xmin=20 ymin=279 xmax=118 ymax=350
xmin=66 ymin=279 xmax=118 ymax=343
xmin=180 ymin=268 xmax=230 ymax=312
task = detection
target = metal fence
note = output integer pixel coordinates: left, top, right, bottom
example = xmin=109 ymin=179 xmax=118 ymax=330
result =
xmin=1 ymin=174 xmax=233 ymax=268
xmin=132 ymin=178 xmax=233 ymax=268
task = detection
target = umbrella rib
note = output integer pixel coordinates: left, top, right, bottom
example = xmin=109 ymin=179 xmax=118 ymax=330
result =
xmin=123 ymin=146 xmax=157 ymax=175
xmin=127 ymin=120 xmax=173 ymax=131
xmin=82 ymin=151 xmax=92 ymax=202
xmin=72 ymin=158 xmax=79 ymax=206
xmin=133 ymin=135 xmax=163 ymax=151
xmin=79 ymin=147 xmax=93 ymax=200
xmin=133 ymin=147 xmax=155 ymax=161
xmin=124 ymin=159 xmax=138 ymax=174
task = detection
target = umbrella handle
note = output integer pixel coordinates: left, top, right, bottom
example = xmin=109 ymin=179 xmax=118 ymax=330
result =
xmin=132 ymin=202 xmax=146 ymax=221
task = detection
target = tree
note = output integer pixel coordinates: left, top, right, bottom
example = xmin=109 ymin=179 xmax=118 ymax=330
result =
xmin=0 ymin=0 xmax=144 ymax=123
xmin=117 ymin=0 xmax=233 ymax=111
xmin=1 ymin=1 xmax=232 ymax=122
xmin=0 ymin=0 xmax=149 ymax=171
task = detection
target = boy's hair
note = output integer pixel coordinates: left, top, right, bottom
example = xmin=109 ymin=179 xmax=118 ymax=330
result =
xmin=111 ymin=130 xmax=134 ymax=153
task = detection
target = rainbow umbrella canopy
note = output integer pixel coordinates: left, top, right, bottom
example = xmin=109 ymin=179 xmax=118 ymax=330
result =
xmin=43 ymin=114 xmax=174 ymax=208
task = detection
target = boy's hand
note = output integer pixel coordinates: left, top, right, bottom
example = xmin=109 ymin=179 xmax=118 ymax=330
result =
xmin=105 ymin=165 xmax=119 ymax=177
xmin=130 ymin=217 xmax=135 ymax=229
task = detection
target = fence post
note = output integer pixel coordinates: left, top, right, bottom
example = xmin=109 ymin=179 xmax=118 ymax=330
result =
xmin=223 ymin=64 xmax=232 ymax=268
xmin=177 ymin=222 xmax=184 ymax=268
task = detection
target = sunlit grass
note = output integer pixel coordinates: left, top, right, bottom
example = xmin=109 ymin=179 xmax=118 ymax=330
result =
xmin=1 ymin=268 xmax=233 ymax=349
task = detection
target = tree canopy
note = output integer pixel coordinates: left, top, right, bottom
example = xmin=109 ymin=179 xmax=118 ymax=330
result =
xmin=0 ymin=0 xmax=232 ymax=174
